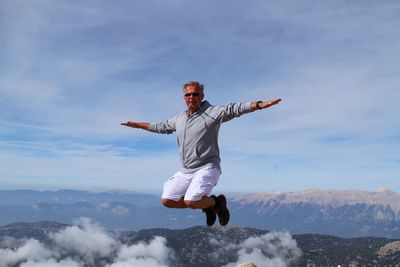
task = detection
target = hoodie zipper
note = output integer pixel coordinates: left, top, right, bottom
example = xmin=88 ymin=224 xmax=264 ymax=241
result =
xmin=182 ymin=114 xmax=189 ymax=169
xmin=181 ymin=103 xmax=206 ymax=170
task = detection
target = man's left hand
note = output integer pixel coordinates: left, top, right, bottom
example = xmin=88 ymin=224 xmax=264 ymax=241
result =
xmin=258 ymin=98 xmax=282 ymax=109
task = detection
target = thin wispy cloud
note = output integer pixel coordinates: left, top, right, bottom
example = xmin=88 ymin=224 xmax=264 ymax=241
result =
xmin=0 ymin=0 xmax=399 ymax=192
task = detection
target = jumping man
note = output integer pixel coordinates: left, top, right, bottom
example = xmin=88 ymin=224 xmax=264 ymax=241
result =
xmin=121 ymin=81 xmax=281 ymax=226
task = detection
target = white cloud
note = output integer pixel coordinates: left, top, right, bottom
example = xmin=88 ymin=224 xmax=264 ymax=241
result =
xmin=1 ymin=0 xmax=399 ymax=192
xmin=19 ymin=258 xmax=82 ymax=267
xmin=0 ymin=218 xmax=302 ymax=267
xmin=0 ymin=218 xmax=173 ymax=267
xmin=107 ymin=236 xmax=173 ymax=267
xmin=0 ymin=141 xmax=179 ymax=191
xmin=0 ymin=239 xmax=51 ymax=267
xmin=209 ymin=231 xmax=301 ymax=267
xmin=112 ymin=205 xmax=130 ymax=216
xmin=50 ymin=218 xmax=116 ymax=259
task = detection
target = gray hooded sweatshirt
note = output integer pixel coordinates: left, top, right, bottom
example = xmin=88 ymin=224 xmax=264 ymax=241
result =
xmin=148 ymin=101 xmax=253 ymax=173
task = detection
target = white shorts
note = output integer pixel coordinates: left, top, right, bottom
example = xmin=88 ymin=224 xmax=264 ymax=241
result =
xmin=162 ymin=165 xmax=221 ymax=201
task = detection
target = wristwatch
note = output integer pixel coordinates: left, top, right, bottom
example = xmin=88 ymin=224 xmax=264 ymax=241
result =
xmin=256 ymin=101 xmax=263 ymax=110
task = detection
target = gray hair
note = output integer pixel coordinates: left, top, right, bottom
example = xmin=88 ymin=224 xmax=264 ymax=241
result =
xmin=183 ymin=81 xmax=204 ymax=94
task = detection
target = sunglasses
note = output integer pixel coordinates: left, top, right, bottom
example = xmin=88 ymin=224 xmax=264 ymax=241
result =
xmin=184 ymin=92 xmax=200 ymax=97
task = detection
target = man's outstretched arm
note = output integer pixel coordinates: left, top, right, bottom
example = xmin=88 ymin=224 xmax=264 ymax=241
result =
xmin=120 ymin=122 xmax=150 ymax=130
xmin=121 ymin=118 xmax=176 ymax=134
xmin=250 ymin=98 xmax=282 ymax=111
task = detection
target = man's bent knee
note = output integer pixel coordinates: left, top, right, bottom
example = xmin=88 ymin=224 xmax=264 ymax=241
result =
xmin=184 ymin=200 xmax=200 ymax=209
xmin=161 ymin=198 xmax=203 ymax=209
xmin=161 ymin=198 xmax=188 ymax=208
xmin=161 ymin=198 xmax=176 ymax=208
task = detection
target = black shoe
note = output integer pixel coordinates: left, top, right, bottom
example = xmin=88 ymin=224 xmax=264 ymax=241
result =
xmin=213 ymin=194 xmax=230 ymax=226
xmin=202 ymin=195 xmax=217 ymax=226
xmin=202 ymin=207 xmax=217 ymax=226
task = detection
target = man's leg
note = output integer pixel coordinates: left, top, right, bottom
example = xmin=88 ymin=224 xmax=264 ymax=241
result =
xmin=213 ymin=194 xmax=230 ymax=226
xmin=162 ymin=196 xmax=215 ymax=210
xmin=161 ymin=171 xmax=190 ymax=208
xmin=185 ymin=196 xmax=217 ymax=226
xmin=161 ymin=166 xmax=230 ymax=226
xmin=185 ymin=165 xmax=230 ymax=226
xmin=184 ymin=195 xmax=229 ymax=226
xmin=161 ymin=197 xmax=187 ymax=208
xmin=184 ymin=195 xmax=215 ymax=209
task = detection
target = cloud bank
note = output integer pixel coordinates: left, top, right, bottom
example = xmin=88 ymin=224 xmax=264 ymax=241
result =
xmin=0 ymin=218 xmax=173 ymax=267
xmin=0 ymin=218 xmax=301 ymax=267
xmin=210 ymin=231 xmax=301 ymax=267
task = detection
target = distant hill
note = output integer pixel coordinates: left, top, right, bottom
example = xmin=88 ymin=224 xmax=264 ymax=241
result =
xmin=1 ymin=188 xmax=400 ymax=238
xmin=0 ymin=189 xmax=160 ymax=206
xmin=1 ymin=221 xmax=399 ymax=266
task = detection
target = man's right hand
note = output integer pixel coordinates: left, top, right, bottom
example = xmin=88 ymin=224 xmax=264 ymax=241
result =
xmin=121 ymin=121 xmax=150 ymax=130
xmin=121 ymin=121 xmax=138 ymax=128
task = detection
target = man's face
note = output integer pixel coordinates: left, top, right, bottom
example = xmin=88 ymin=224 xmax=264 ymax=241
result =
xmin=183 ymin=85 xmax=203 ymax=109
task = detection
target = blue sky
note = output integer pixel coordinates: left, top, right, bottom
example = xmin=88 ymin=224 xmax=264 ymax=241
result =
xmin=1 ymin=0 xmax=399 ymax=194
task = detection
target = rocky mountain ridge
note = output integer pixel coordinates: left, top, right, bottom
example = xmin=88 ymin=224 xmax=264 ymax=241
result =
xmin=234 ymin=188 xmax=400 ymax=214
xmin=1 ymin=189 xmax=400 ymax=238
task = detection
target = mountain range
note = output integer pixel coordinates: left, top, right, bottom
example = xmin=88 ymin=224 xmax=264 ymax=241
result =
xmin=1 ymin=188 xmax=399 ymax=238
